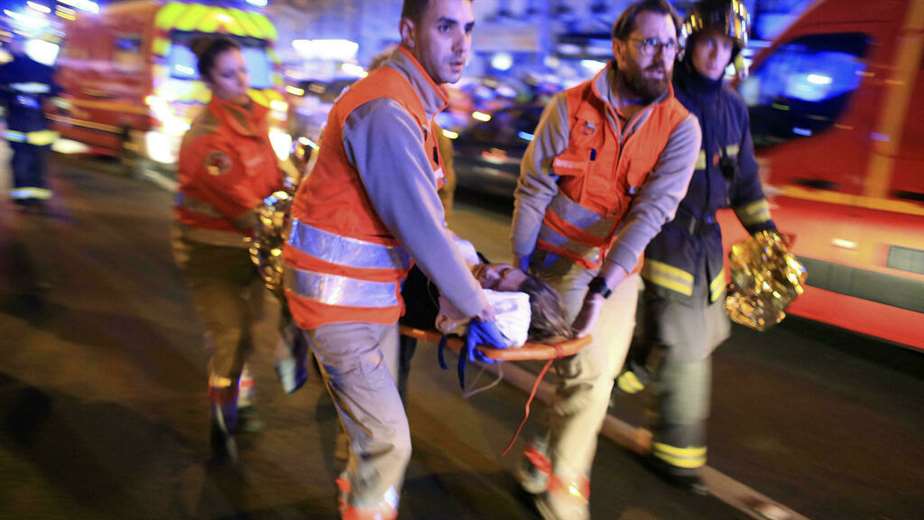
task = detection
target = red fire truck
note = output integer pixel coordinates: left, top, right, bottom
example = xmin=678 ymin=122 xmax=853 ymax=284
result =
xmin=52 ymin=1 xmax=290 ymax=168
xmin=720 ymin=0 xmax=924 ymax=350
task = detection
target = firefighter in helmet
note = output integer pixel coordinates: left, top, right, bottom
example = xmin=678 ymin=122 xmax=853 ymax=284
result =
xmin=624 ymin=0 xmax=779 ymax=494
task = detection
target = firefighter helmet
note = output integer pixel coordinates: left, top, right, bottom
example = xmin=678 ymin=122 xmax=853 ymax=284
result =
xmin=680 ymin=0 xmax=751 ymax=57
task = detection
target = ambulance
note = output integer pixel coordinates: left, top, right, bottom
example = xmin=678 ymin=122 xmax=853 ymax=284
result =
xmin=720 ymin=0 xmax=924 ymax=350
xmin=52 ymin=0 xmax=290 ymax=168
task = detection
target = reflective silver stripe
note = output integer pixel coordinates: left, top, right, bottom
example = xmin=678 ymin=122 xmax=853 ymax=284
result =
xmin=4 ymin=130 xmax=26 ymax=143
xmin=537 ymin=224 xmax=601 ymax=264
xmin=9 ymin=187 xmax=52 ymax=200
xmin=286 ymin=267 xmax=399 ymax=308
xmin=176 ymin=193 xmax=223 ymax=219
xmin=11 ymin=82 xmax=51 ymax=94
xmin=548 ymin=192 xmax=616 ymax=240
xmin=288 ymin=219 xmax=411 ymax=271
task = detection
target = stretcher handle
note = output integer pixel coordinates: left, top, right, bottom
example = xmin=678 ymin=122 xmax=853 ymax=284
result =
xmin=398 ymin=326 xmax=591 ymax=361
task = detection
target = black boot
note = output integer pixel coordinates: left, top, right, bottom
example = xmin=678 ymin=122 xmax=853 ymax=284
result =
xmin=644 ymin=455 xmax=709 ymax=495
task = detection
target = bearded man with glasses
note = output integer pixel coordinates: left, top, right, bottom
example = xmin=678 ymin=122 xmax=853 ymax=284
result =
xmin=511 ymin=1 xmax=701 ymax=518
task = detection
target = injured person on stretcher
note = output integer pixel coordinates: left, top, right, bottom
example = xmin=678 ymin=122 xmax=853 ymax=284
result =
xmin=401 ymin=237 xmax=572 ymax=346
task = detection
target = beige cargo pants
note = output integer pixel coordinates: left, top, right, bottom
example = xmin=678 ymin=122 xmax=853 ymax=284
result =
xmin=304 ymin=322 xmax=406 ymax=511
xmin=172 ymin=234 xmax=283 ymax=384
xmin=537 ymin=261 xmax=640 ymax=485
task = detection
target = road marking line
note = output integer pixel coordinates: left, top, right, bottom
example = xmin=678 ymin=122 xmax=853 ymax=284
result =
xmin=141 ymin=168 xmax=178 ymax=193
xmin=482 ymin=359 xmax=810 ymax=520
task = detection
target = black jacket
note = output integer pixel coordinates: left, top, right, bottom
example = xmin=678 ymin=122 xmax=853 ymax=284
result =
xmin=0 ymin=53 xmax=59 ymax=134
xmin=643 ymin=62 xmax=776 ymax=303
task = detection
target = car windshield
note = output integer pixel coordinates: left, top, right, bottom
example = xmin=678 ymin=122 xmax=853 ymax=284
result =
xmin=167 ymin=32 xmax=273 ymax=90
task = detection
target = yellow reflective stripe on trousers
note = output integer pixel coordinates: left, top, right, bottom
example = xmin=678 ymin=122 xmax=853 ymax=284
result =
xmin=710 ymin=271 xmax=726 ymax=302
xmin=642 ymin=259 xmax=694 ymax=296
xmin=725 ymin=144 xmax=740 ymax=158
xmin=735 ymin=198 xmax=772 ymax=226
xmin=652 ymin=442 xmax=707 ymax=469
xmin=5 ymin=129 xmax=58 ymax=145
xmin=288 ymin=219 xmax=411 ymax=271
xmin=10 ymin=187 xmax=52 ymax=200
xmin=286 ymin=267 xmax=399 ymax=308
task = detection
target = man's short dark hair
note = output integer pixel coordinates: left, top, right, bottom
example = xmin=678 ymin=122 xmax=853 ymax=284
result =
xmin=401 ymin=0 xmax=473 ymax=22
xmin=611 ymin=0 xmax=682 ymax=41
xmin=401 ymin=0 xmax=430 ymax=22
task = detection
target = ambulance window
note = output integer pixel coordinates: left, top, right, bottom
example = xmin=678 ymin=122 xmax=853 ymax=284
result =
xmin=166 ymin=35 xmax=272 ymax=89
xmin=740 ymin=33 xmax=870 ymax=148
xmin=114 ymin=36 xmax=143 ymax=73
xmin=167 ymin=44 xmax=198 ymax=80
xmin=240 ymin=45 xmax=272 ymax=90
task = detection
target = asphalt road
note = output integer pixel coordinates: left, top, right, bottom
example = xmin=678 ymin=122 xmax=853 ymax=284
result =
xmin=0 ymin=157 xmax=921 ymax=519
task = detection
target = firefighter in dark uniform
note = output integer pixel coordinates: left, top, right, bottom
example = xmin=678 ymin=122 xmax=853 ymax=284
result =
xmin=627 ymin=0 xmax=778 ymax=494
xmin=0 ymin=34 xmax=59 ymax=207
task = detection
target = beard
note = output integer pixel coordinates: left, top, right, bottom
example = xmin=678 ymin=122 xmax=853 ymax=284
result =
xmin=618 ymin=59 xmax=670 ymax=104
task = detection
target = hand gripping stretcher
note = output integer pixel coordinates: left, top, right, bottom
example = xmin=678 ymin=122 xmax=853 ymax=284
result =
xmin=398 ymin=325 xmax=592 ymax=454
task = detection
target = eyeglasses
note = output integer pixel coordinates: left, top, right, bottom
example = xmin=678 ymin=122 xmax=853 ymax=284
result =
xmin=628 ymin=37 xmax=679 ymax=57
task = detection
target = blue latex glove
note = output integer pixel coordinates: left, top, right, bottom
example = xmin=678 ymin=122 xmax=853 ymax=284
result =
xmin=458 ymin=319 xmax=509 ymax=389
xmin=517 ymin=253 xmax=532 ymax=274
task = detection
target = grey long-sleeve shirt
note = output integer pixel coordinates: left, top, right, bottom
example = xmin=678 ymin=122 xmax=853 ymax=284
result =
xmin=340 ymin=49 xmax=489 ymax=319
xmin=512 ymin=66 xmax=702 ymax=280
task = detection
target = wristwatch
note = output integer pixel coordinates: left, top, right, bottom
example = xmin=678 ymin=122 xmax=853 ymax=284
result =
xmin=587 ymin=276 xmax=612 ymax=299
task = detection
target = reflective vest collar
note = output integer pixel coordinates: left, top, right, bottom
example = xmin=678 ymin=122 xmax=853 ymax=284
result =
xmin=207 ymin=96 xmax=269 ymax=138
xmin=387 ymin=46 xmax=449 ymax=120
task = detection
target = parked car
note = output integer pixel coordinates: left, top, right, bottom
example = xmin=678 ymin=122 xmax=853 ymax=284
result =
xmin=287 ymin=77 xmax=355 ymax=144
xmin=452 ymin=103 xmax=543 ymax=197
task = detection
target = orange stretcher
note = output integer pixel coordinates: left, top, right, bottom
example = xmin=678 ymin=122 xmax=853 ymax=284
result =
xmin=398 ymin=326 xmax=592 ymax=455
xmin=398 ymin=326 xmax=591 ymax=361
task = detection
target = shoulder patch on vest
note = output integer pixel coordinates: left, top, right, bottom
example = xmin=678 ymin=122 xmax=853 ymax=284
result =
xmin=205 ymin=151 xmax=232 ymax=176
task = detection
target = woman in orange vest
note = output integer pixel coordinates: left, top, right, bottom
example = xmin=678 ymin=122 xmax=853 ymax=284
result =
xmin=172 ymin=36 xmax=284 ymax=464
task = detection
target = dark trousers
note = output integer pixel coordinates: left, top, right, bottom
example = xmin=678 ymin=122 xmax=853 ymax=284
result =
xmin=11 ymin=142 xmax=50 ymax=191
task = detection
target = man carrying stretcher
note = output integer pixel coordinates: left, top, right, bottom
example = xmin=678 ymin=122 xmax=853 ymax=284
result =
xmin=282 ymin=1 xmax=508 ymax=518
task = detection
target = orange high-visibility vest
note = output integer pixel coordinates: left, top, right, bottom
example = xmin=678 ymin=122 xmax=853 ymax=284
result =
xmin=284 ymin=53 xmax=445 ymax=329
xmin=536 ymin=71 xmax=690 ymax=269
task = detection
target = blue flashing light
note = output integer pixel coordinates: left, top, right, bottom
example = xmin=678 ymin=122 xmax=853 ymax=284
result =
xmin=518 ymin=131 xmax=534 ymax=142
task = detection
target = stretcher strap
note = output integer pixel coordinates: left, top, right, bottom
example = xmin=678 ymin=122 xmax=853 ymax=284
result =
xmin=437 ymin=335 xmax=449 ymax=370
xmin=502 ymin=343 xmax=565 ymax=456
